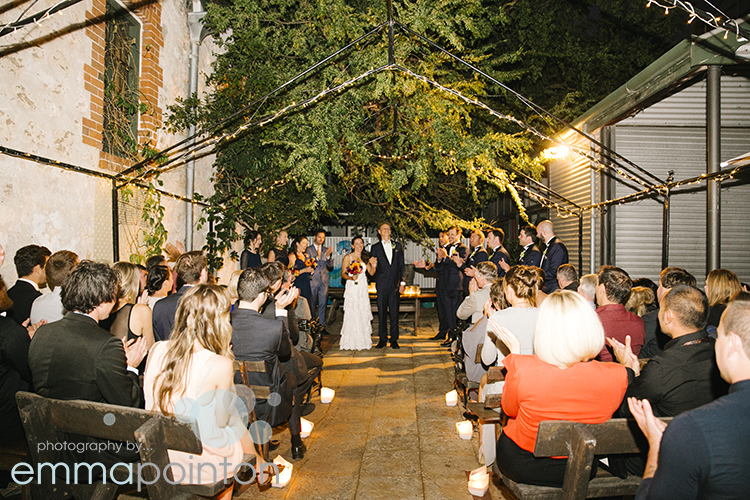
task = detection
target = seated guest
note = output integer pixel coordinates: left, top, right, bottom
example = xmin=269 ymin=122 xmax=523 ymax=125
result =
xmin=626 ymin=286 xmax=655 ymax=318
xmin=145 ymin=264 xmax=173 ymax=310
xmin=596 ymin=266 xmax=644 ymax=362
xmin=240 ymin=230 xmax=263 ymax=270
xmin=29 ymin=250 xmax=79 ymax=324
xmin=629 ymin=297 xmax=750 ymax=500
xmin=145 ymin=254 xmax=168 ymax=270
xmin=490 ymin=291 xmax=627 ymax=487
xmin=532 ymin=266 xmax=547 ymax=305
xmin=577 ymin=274 xmax=597 ymax=308
xmin=227 ymin=269 xmax=244 ymax=305
xmin=231 ymin=267 xmax=309 ymax=460
xmin=103 ymin=262 xmax=155 ymax=354
xmin=7 ymin=244 xmax=51 ymax=325
xmin=457 ymin=261 xmax=497 ymax=324
xmin=28 ymin=261 xmax=147 ymax=468
xmin=0 ymin=275 xmax=36 ymax=446
xmin=704 ymin=268 xmax=741 ymax=334
xmin=144 ymin=285 xmax=254 ymax=498
xmin=633 ymin=278 xmax=659 ymax=315
xmin=640 ymin=267 xmax=695 ymax=359
xmin=260 ymin=263 xmax=322 ymax=409
xmin=608 ymin=285 xmax=729 ymax=475
xmin=556 ymin=263 xmax=579 ymax=291
xmin=152 ymin=251 xmax=208 ymax=341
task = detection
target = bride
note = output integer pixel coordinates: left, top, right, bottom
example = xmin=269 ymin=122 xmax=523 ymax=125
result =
xmin=339 ymin=236 xmax=375 ymax=350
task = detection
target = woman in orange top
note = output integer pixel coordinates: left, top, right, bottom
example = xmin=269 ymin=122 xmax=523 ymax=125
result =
xmin=488 ymin=290 xmax=627 ymax=487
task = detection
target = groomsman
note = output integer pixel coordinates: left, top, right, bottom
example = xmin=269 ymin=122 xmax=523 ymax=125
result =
xmin=499 ymin=225 xmax=542 ymax=275
xmin=458 ymin=230 xmax=488 ymax=296
xmin=307 ymin=229 xmax=334 ymax=335
xmin=369 ymin=223 xmax=406 ymax=349
xmin=486 ymin=229 xmax=511 ymax=278
xmin=436 ymin=227 xmax=468 ymax=346
xmin=537 ymin=220 xmax=568 ymax=293
xmin=416 ymin=232 xmax=451 ymax=342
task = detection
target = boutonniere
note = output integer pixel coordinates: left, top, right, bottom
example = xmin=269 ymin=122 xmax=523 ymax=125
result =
xmin=449 ymin=246 xmax=456 ymax=257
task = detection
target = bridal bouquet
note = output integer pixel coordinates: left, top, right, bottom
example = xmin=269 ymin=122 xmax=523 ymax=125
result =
xmin=305 ymin=256 xmax=318 ymax=269
xmin=346 ymin=261 xmax=364 ymax=277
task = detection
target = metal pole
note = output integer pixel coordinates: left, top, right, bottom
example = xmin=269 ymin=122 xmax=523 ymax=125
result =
xmin=112 ymin=179 xmax=120 ymax=262
xmin=578 ymin=211 xmax=583 ymax=276
xmin=661 ymin=171 xmax=674 ymax=270
xmin=387 ymin=0 xmax=394 ymax=65
xmin=706 ymin=65 xmax=721 ymax=273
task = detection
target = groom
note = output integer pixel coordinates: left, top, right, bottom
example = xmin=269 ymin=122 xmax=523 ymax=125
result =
xmin=368 ymin=222 xmax=406 ymax=349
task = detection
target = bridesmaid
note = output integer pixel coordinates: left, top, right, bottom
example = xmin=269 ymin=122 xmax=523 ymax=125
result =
xmin=288 ymin=235 xmax=314 ymax=305
xmin=267 ymin=230 xmax=289 ymax=267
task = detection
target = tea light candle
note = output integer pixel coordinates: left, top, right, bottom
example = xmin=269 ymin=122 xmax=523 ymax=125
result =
xmin=467 ymin=466 xmax=489 ymax=496
xmin=300 ymin=417 xmax=314 ymax=438
xmin=320 ymin=387 xmax=335 ymax=403
xmin=455 ymin=420 xmax=473 ymax=440
xmin=271 ymin=455 xmax=293 ymax=488
xmin=445 ymin=390 xmax=458 ymax=406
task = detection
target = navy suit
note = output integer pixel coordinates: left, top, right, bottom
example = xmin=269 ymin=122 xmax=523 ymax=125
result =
xmin=489 ymin=246 xmax=511 ymax=278
xmin=152 ymin=284 xmax=192 ymax=341
xmin=435 ymin=243 xmax=468 ymax=340
xmin=306 ymin=244 xmax=333 ymax=328
xmin=540 ymin=237 xmax=568 ymax=293
xmin=369 ymin=240 xmax=405 ymax=343
xmin=518 ymin=244 xmax=542 ymax=268
xmin=463 ymin=246 xmax=488 ymax=296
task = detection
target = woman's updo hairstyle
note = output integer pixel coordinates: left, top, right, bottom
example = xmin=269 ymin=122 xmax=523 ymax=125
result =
xmin=504 ymin=265 xmax=538 ymax=307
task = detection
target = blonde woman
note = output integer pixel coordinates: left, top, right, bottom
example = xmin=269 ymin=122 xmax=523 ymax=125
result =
xmin=106 ymin=262 xmax=155 ymax=352
xmin=705 ymin=269 xmax=742 ymax=330
xmin=489 ymin=291 xmax=627 ymax=487
xmin=625 ymin=286 xmax=655 ymax=318
xmin=144 ymin=284 xmax=255 ymax=497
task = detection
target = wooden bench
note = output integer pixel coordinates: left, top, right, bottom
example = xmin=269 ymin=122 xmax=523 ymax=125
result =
xmin=234 ymin=360 xmax=273 ymax=463
xmin=455 ymin=343 xmax=484 ymax=407
xmin=466 ymin=366 xmax=505 ymax=427
xmin=15 ymin=391 xmax=259 ymax=500
xmin=492 ymin=417 xmax=671 ymax=500
xmin=0 ymin=438 xmax=29 ymax=499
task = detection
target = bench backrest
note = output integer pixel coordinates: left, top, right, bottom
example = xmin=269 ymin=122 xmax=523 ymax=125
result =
xmin=533 ymin=418 xmax=672 ymax=457
xmin=234 ymin=360 xmax=271 ymax=399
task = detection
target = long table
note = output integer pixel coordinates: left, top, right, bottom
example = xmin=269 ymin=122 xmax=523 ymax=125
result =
xmin=326 ymin=288 xmax=437 ymax=334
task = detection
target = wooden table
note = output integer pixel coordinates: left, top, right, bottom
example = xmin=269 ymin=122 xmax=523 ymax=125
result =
xmin=326 ymin=288 xmax=436 ymax=334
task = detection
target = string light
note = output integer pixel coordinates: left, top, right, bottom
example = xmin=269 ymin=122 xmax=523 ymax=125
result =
xmin=646 ymin=1 xmax=749 ymax=42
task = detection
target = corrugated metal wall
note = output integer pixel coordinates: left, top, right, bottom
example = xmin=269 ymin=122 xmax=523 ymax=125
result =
xmin=614 ymin=73 xmax=750 ymax=285
xmin=548 ymin=133 xmax=594 ymax=276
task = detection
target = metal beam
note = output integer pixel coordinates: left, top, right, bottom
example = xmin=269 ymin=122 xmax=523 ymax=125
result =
xmin=707 ymin=65 xmax=722 ymax=273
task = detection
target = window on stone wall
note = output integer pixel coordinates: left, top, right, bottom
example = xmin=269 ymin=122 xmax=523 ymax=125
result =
xmin=102 ymin=0 xmax=141 ymax=159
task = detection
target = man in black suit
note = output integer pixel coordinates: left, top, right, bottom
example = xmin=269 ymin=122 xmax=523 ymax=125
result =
xmin=231 ymin=267 xmax=309 ymax=460
xmin=537 ymin=220 xmax=569 ymax=293
xmin=28 ymin=260 xmax=147 ymax=468
xmin=152 ymin=250 xmax=207 ymax=341
xmin=7 ymin=244 xmax=51 ymax=325
xmin=437 ymin=227 xmax=468 ymax=346
xmin=459 ymin=230 xmax=489 ymax=296
xmin=368 ymin=222 xmax=406 ymax=349
xmin=486 ymin=229 xmax=511 ymax=279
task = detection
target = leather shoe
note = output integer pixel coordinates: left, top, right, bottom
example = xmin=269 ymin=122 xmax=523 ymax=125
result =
xmin=375 ymin=340 xmax=387 ymax=348
xmin=390 ymin=341 xmax=400 ymax=349
xmin=268 ymin=439 xmax=280 ymax=451
xmin=440 ymin=339 xmax=453 ymax=347
xmin=292 ymin=442 xmax=306 ymax=460
xmin=430 ymin=334 xmax=446 ymax=341
xmin=301 ymin=402 xmax=315 ymax=416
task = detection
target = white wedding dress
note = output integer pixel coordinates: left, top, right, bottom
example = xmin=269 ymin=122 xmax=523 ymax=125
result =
xmin=339 ymin=268 xmax=373 ymax=350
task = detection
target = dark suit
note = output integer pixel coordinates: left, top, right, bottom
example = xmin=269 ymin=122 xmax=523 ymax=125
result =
xmin=369 ymin=240 xmax=405 ymax=343
xmin=517 ymin=244 xmax=542 ymax=268
xmin=152 ymin=284 xmax=191 ymax=341
xmin=463 ymin=246 xmax=488 ymax=296
xmin=540 ymin=237 xmax=568 ymax=293
xmin=489 ymin=246 xmax=511 ymax=278
xmin=6 ymin=280 xmax=41 ymax=326
xmin=306 ymin=244 xmax=334 ymax=328
xmin=231 ymin=308 xmax=294 ymax=428
xmin=0 ymin=316 xmax=33 ymax=444
xmin=27 ymin=312 xmax=142 ymax=467
xmin=435 ymin=243 xmax=468 ymax=340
